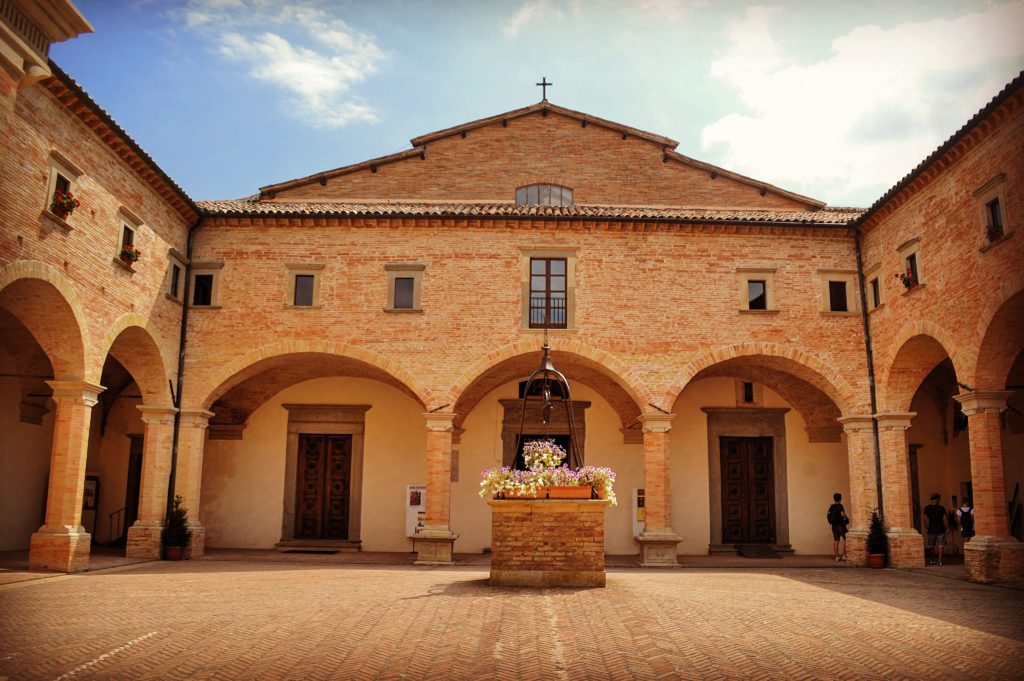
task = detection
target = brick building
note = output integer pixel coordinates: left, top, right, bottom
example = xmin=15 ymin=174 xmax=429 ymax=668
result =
xmin=1 ymin=2 xmax=1021 ymax=582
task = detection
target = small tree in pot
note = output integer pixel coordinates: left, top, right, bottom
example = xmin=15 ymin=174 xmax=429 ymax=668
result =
xmin=162 ymin=494 xmax=192 ymax=560
xmin=866 ymin=510 xmax=888 ymax=568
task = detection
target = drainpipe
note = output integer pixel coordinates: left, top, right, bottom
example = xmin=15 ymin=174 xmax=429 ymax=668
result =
xmin=854 ymin=225 xmax=884 ymax=520
xmin=165 ymin=215 xmax=202 ymax=524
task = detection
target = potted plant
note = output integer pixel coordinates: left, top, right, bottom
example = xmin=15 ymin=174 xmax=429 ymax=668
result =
xmin=162 ymin=494 xmax=192 ymax=560
xmin=866 ymin=509 xmax=888 ymax=568
xmin=120 ymin=244 xmax=142 ymax=263
xmin=895 ymin=268 xmax=917 ymax=290
xmin=478 ymin=439 xmax=617 ymax=505
xmin=50 ymin=188 xmax=80 ymax=218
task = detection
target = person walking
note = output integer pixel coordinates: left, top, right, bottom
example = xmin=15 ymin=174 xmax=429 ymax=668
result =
xmin=827 ymin=492 xmax=849 ymax=562
xmin=923 ymin=492 xmax=949 ymax=565
xmin=957 ymin=498 xmax=975 ymax=544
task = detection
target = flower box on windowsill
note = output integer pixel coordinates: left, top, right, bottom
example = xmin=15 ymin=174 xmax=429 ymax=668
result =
xmin=900 ymin=282 xmax=925 ymax=296
xmin=112 ymin=256 xmax=136 ymax=273
xmin=40 ymin=209 xmax=74 ymax=233
xmin=980 ymin=230 xmax=1012 ymax=253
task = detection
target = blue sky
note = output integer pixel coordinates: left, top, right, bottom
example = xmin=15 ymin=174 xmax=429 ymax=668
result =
xmin=52 ymin=0 xmax=1024 ymax=206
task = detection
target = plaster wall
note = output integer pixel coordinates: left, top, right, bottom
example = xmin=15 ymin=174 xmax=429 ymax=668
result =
xmin=0 ymin=353 xmax=54 ymax=551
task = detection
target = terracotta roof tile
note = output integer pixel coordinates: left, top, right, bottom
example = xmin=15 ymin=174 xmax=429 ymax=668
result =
xmin=198 ymin=199 xmax=862 ymax=225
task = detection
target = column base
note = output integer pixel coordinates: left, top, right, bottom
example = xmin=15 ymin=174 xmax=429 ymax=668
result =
xmin=414 ymin=527 xmax=458 ymax=565
xmin=965 ymin=536 xmax=1024 ymax=584
xmin=126 ymin=522 xmax=163 ymax=559
xmin=637 ymin=532 xmax=681 ymax=567
xmin=845 ymin=529 xmax=868 ymax=566
xmin=29 ymin=526 xmax=91 ymax=573
xmin=187 ymin=523 xmax=206 ymax=558
xmin=886 ymin=529 xmax=924 ymax=568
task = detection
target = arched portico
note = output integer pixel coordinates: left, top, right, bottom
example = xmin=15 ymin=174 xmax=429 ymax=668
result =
xmin=0 ymin=265 xmax=98 ymax=572
xmin=669 ymin=345 xmax=866 ymax=563
xmin=188 ymin=347 xmax=434 ymax=560
xmin=957 ymin=288 xmax=1024 ymax=583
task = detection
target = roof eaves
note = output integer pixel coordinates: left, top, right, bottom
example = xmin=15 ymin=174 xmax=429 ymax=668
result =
xmin=259 ymin=147 xmax=426 ymax=196
xmin=47 ymin=60 xmax=200 ymax=220
xmin=664 ymin=150 xmax=826 ymax=209
xmin=409 ymin=100 xmax=680 ymax=149
xmin=856 ymin=70 xmax=1024 ymax=229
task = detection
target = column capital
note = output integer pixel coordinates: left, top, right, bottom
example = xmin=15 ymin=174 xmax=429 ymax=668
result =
xmin=837 ymin=414 xmax=875 ymax=433
xmin=137 ymin=404 xmax=179 ymax=425
xmin=422 ymin=411 xmax=457 ymax=432
xmin=180 ymin=409 xmax=215 ymax=428
xmin=45 ymin=380 xmax=105 ymax=406
xmin=640 ymin=413 xmax=675 ymax=433
xmin=953 ymin=390 xmax=1013 ymax=416
xmin=874 ymin=412 xmax=915 ymax=431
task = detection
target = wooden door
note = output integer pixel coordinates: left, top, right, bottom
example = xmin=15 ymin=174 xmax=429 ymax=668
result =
xmin=295 ymin=434 xmax=352 ymax=540
xmin=720 ymin=436 xmax=776 ymax=544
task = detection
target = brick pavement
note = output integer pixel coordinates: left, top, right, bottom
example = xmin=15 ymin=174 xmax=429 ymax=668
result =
xmin=1 ymin=560 xmax=1023 ymax=680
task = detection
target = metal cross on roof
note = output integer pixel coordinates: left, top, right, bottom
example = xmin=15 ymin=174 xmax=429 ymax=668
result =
xmin=536 ymin=76 xmax=553 ymax=101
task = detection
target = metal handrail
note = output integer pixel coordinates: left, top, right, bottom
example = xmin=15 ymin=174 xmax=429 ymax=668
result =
xmin=108 ymin=506 xmax=126 ymax=544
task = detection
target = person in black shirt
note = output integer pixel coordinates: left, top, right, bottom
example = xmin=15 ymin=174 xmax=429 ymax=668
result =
xmin=923 ymin=492 xmax=948 ymax=565
xmin=827 ymin=492 xmax=849 ymax=562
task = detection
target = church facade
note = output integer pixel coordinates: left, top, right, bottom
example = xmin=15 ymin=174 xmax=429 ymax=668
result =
xmin=1 ymin=2 xmax=1021 ymax=582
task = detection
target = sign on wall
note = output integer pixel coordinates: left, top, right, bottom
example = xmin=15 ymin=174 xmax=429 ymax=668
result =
xmin=632 ymin=488 xmax=645 ymax=539
xmin=406 ymin=485 xmax=426 ymax=537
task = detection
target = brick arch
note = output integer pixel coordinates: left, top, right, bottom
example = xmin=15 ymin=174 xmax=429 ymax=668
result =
xmin=664 ymin=343 xmax=862 ymax=414
xmin=192 ymin=340 xmax=433 ymax=411
xmin=973 ymin=286 xmax=1024 ymax=391
xmin=0 ymin=260 xmax=89 ymax=380
xmin=966 ymin=270 xmax=1024 ymax=387
xmin=880 ymin=331 xmax=959 ymax=413
xmin=98 ymin=314 xmax=172 ymax=404
xmin=879 ymin=320 xmax=965 ymax=412
xmin=446 ymin=338 xmax=653 ymax=412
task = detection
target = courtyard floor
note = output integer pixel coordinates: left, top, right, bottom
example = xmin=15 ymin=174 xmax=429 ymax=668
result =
xmin=2 ymin=554 xmax=1023 ymax=680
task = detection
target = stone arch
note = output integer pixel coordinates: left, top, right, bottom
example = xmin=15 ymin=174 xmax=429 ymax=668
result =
xmin=664 ymin=343 xmax=861 ymax=415
xmin=193 ymin=339 xmax=433 ymax=412
xmin=98 ymin=314 xmax=172 ymax=404
xmin=972 ymin=278 xmax=1024 ymax=391
xmin=447 ymin=338 xmax=653 ymax=411
xmin=879 ymin=322 xmax=963 ymax=412
xmin=0 ymin=260 xmax=89 ymax=380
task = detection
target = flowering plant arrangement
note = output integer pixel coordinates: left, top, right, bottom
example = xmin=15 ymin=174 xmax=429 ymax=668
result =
xmin=50 ymin=189 xmax=80 ymax=217
xmin=120 ymin=244 xmax=142 ymax=263
xmin=895 ymin=268 xmax=917 ymax=289
xmin=479 ymin=439 xmax=617 ymax=504
xmin=986 ymin=224 xmax=1004 ymax=242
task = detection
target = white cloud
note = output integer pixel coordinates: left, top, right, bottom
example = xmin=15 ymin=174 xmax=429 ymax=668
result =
xmin=701 ymin=2 xmax=1024 ymax=206
xmin=504 ymin=0 xmax=556 ymax=38
xmin=179 ymin=1 xmax=384 ymax=128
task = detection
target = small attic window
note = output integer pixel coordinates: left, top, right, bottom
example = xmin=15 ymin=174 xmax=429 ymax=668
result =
xmin=516 ymin=184 xmax=573 ymax=206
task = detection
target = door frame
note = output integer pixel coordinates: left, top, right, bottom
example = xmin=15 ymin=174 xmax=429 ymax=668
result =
xmin=704 ymin=407 xmax=791 ymax=552
xmin=280 ymin=404 xmax=370 ymax=543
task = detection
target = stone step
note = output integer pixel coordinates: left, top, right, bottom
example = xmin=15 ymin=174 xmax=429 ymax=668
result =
xmin=274 ymin=540 xmax=362 ymax=554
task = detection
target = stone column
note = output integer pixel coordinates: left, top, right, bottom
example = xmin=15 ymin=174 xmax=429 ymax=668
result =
xmin=637 ymin=414 xmax=681 ymax=567
xmin=176 ymin=409 xmax=213 ymax=558
xmin=415 ymin=411 xmax=458 ymax=565
xmin=875 ymin=412 xmax=923 ymax=568
xmin=954 ymin=391 xmax=1024 ymax=583
xmin=837 ymin=415 xmax=879 ymax=565
xmin=29 ymin=381 xmax=104 ymax=572
xmin=126 ymin=405 xmax=179 ymax=559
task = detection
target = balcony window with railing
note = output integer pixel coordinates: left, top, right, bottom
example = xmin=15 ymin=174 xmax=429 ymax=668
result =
xmin=529 ymin=257 xmax=567 ymax=328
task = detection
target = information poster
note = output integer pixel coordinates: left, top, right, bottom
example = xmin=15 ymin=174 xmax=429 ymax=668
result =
xmin=632 ymin=488 xmax=645 ymax=538
xmin=406 ymin=485 xmax=426 ymax=537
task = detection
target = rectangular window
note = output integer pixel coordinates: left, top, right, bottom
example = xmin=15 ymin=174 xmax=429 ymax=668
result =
xmin=394 ymin=277 xmax=414 ymax=309
xmin=870 ymin=277 xmax=880 ymax=309
xmin=193 ymin=274 xmax=213 ymax=306
xmin=170 ymin=264 xmax=181 ymax=298
xmin=293 ymin=274 xmax=314 ymax=306
xmin=906 ymin=253 xmax=919 ymax=285
xmin=743 ymin=382 xmax=755 ymax=403
xmin=987 ymin=198 xmax=1004 ymax=239
xmin=828 ymin=281 xmax=848 ymax=312
xmin=530 ymin=257 xmax=567 ymax=328
xmin=747 ymin=280 xmax=767 ymax=310
xmin=54 ymin=173 xmax=70 ymax=196
xmin=121 ymin=225 xmax=135 ymax=250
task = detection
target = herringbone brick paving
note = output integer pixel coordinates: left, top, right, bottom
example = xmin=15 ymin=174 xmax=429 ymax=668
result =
xmin=1 ymin=561 xmax=1022 ymax=680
